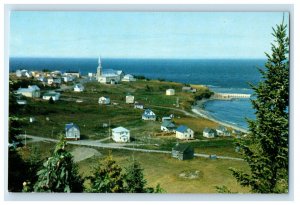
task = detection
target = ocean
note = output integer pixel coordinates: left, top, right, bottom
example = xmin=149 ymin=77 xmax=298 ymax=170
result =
xmin=9 ymin=57 xmax=266 ymax=129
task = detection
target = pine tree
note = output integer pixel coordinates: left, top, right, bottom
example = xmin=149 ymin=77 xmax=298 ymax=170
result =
xmin=124 ymin=159 xmax=165 ymax=193
xmin=49 ymin=97 xmax=55 ymax=104
xmin=124 ymin=160 xmax=147 ymax=193
xmin=33 ymin=136 xmax=83 ymax=192
xmin=230 ymin=19 xmax=289 ymax=193
xmin=88 ymin=155 xmax=125 ymax=193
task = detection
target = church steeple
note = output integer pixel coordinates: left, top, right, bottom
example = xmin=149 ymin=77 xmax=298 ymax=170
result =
xmin=98 ymin=56 xmax=102 ymax=67
xmin=96 ymin=56 xmax=102 ymax=80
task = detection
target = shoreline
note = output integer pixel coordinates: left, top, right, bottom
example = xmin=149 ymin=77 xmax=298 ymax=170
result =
xmin=191 ymin=99 xmax=249 ymax=133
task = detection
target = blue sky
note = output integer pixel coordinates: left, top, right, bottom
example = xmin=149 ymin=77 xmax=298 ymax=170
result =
xmin=9 ymin=11 xmax=289 ymax=59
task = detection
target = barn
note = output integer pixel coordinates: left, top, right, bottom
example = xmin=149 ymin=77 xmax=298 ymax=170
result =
xmin=172 ymin=143 xmax=194 ymax=160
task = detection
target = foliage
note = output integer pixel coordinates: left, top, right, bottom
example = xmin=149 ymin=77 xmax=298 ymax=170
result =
xmin=9 ymin=116 xmax=26 ymax=143
xmin=48 ymin=97 xmax=55 ymax=104
xmin=87 ymin=156 xmax=165 ymax=193
xmin=33 ymin=136 xmax=84 ymax=192
xmin=8 ymin=146 xmax=42 ymax=192
xmin=124 ymin=160 xmax=147 ymax=193
xmin=215 ymin=185 xmax=235 ymax=193
xmin=8 ymin=149 xmax=29 ymax=192
xmin=230 ymin=20 xmax=289 ymax=193
xmin=194 ymin=89 xmax=214 ymax=100
xmin=88 ymin=155 xmax=125 ymax=193
xmin=145 ymin=85 xmax=153 ymax=92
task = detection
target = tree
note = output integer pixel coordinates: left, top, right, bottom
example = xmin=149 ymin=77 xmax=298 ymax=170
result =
xmin=33 ymin=136 xmax=83 ymax=192
xmin=230 ymin=19 xmax=289 ymax=193
xmin=124 ymin=160 xmax=147 ymax=193
xmin=48 ymin=96 xmax=55 ymax=104
xmin=8 ymin=148 xmax=29 ymax=192
xmin=124 ymin=160 xmax=165 ymax=193
xmin=88 ymin=155 xmax=125 ymax=193
xmin=8 ymin=146 xmax=42 ymax=192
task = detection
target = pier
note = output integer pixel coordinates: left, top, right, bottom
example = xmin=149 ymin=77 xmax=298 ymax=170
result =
xmin=213 ymin=92 xmax=251 ymax=99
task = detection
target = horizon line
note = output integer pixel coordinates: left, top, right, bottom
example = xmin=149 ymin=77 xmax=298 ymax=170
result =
xmin=9 ymin=56 xmax=268 ymax=60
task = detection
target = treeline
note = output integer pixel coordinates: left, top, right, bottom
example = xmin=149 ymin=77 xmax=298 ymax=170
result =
xmin=9 ymin=136 xmax=164 ymax=193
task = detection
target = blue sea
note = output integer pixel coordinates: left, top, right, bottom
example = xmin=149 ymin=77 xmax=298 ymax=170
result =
xmin=10 ymin=57 xmax=266 ymax=129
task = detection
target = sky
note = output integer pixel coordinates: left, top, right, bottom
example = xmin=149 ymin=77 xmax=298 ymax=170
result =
xmin=9 ymin=11 xmax=289 ymax=59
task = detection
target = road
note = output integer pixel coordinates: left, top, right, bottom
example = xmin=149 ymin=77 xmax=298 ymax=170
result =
xmin=20 ymin=135 xmax=243 ymax=161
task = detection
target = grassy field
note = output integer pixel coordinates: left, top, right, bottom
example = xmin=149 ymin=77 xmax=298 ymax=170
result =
xmin=21 ymin=141 xmax=250 ymax=193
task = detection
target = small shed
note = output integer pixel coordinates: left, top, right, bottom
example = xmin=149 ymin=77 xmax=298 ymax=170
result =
xmin=65 ymin=123 xmax=80 ymax=140
xmin=172 ymin=143 xmax=194 ymax=160
xmin=126 ymin=94 xmax=135 ymax=104
xmin=176 ymin=125 xmax=194 ymax=140
xmin=112 ymin=126 xmax=130 ymax=142
xmin=166 ymin=89 xmax=175 ymax=96
xmin=17 ymin=100 xmax=27 ymax=105
xmin=122 ymin=74 xmax=136 ymax=82
xmin=43 ymin=92 xmax=61 ymax=101
xmin=203 ymin=128 xmax=216 ymax=138
xmin=74 ymin=84 xmax=84 ymax=92
xmin=29 ymin=117 xmax=36 ymax=123
xmin=134 ymin=102 xmax=144 ymax=109
xmin=142 ymin=109 xmax=156 ymax=121
xmin=161 ymin=121 xmax=176 ymax=132
xmin=99 ymin=96 xmax=110 ymax=105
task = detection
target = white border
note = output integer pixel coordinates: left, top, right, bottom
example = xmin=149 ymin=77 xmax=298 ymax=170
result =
xmin=1 ymin=1 xmax=298 ymax=203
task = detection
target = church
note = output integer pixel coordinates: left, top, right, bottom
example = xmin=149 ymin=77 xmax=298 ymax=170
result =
xmin=96 ymin=57 xmax=124 ymax=84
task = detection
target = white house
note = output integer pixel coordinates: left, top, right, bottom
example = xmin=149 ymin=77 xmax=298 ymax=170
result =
xmin=216 ymin=126 xmax=231 ymax=137
xmin=98 ymin=96 xmax=110 ymax=105
xmin=134 ymin=102 xmax=144 ymax=109
xmin=122 ymin=74 xmax=136 ymax=82
xmin=65 ymin=123 xmax=80 ymax=140
xmin=17 ymin=100 xmax=27 ymax=105
xmin=126 ymin=94 xmax=135 ymax=104
xmin=161 ymin=121 xmax=176 ymax=132
xmin=176 ymin=125 xmax=194 ymax=140
xmin=166 ymin=89 xmax=175 ymax=96
xmin=65 ymin=71 xmax=80 ymax=78
xmin=112 ymin=126 xmax=130 ymax=142
xmin=74 ymin=84 xmax=84 ymax=92
xmin=16 ymin=85 xmax=41 ymax=98
xmin=16 ymin=69 xmax=31 ymax=78
xmin=203 ymin=128 xmax=216 ymax=138
xmin=182 ymin=86 xmax=197 ymax=93
xmin=142 ymin=109 xmax=156 ymax=121
xmin=43 ymin=92 xmax=61 ymax=101
xmin=62 ymin=75 xmax=74 ymax=83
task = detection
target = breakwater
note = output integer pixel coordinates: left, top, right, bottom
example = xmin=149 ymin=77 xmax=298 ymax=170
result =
xmin=213 ymin=92 xmax=251 ymax=99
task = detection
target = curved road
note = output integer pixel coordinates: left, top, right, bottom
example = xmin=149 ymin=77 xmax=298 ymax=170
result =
xmin=21 ymin=135 xmax=243 ymax=161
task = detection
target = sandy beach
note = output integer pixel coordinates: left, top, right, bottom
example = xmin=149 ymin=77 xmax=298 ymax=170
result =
xmin=191 ymin=102 xmax=249 ymax=133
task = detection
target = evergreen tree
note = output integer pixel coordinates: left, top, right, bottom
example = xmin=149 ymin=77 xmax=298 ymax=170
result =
xmin=33 ymin=136 xmax=83 ymax=192
xmin=124 ymin=160 xmax=165 ymax=193
xmin=230 ymin=20 xmax=289 ymax=193
xmin=49 ymin=97 xmax=55 ymax=104
xmin=88 ymin=155 xmax=125 ymax=193
xmin=124 ymin=160 xmax=147 ymax=193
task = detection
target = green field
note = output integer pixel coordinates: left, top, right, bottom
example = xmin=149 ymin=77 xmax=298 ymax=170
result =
xmin=20 ymin=141 xmax=250 ymax=193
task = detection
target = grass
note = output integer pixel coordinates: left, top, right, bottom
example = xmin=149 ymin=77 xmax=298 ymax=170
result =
xmin=76 ymin=146 xmax=250 ymax=193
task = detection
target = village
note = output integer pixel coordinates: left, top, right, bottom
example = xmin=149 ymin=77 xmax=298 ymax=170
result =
xmin=9 ymin=58 xmax=249 ymax=193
